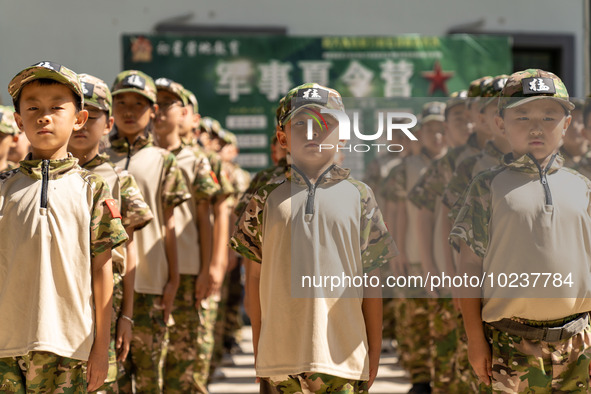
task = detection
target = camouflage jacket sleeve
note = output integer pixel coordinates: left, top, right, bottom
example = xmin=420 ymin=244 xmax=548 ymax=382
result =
xmin=88 ymin=173 xmax=129 ymax=258
xmin=229 ymin=181 xmax=284 ymax=263
xmin=161 ymin=152 xmax=191 ymax=209
xmin=449 ymin=171 xmax=494 ymax=258
xmin=234 ymin=170 xmax=267 ymax=218
xmin=442 ymin=155 xmax=479 ymax=210
xmin=349 ymin=180 xmax=398 ymax=272
xmin=192 ymin=152 xmax=220 ymax=202
xmin=381 ymin=161 xmax=406 ymax=203
xmin=119 ymin=170 xmax=154 ymax=230
xmin=208 ymin=153 xmax=235 ymax=200
xmin=407 ymin=160 xmax=444 ymax=211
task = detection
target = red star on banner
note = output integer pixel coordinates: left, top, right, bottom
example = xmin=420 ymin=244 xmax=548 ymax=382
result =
xmin=422 ymin=61 xmax=454 ymax=95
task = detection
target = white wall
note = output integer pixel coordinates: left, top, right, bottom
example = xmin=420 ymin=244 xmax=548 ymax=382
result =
xmin=0 ymin=0 xmax=586 ymax=103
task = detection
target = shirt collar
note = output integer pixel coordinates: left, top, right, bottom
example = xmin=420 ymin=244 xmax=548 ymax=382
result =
xmin=110 ymin=132 xmax=153 ymax=153
xmin=483 ymin=140 xmax=505 ymax=161
xmin=81 ymin=153 xmax=110 ymax=170
xmin=19 ymin=153 xmax=79 ymax=180
xmin=502 ymin=152 xmax=563 ymax=175
xmin=287 ymin=163 xmax=350 ymax=186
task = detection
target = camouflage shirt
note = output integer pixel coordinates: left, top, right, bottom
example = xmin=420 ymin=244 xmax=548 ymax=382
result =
xmin=382 ymin=148 xmax=436 ymax=203
xmin=407 ymin=133 xmax=480 ymax=211
xmin=171 ymin=145 xmax=220 ymax=202
xmin=225 ymin=161 xmax=251 ymax=209
xmin=206 ymin=150 xmax=235 ymax=200
xmin=443 ymin=140 xmax=505 ymax=221
xmin=234 ymin=157 xmax=289 ymax=218
xmin=230 ymin=164 xmax=397 ymax=272
xmin=82 ymin=153 xmax=153 ymax=230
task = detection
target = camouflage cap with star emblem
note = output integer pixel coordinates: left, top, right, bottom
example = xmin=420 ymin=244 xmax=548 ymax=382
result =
xmin=155 ymin=78 xmax=188 ymax=106
xmin=277 ymin=83 xmax=344 ymax=127
xmin=111 ymin=70 xmax=156 ymax=103
xmin=420 ymin=101 xmax=446 ymax=124
xmin=182 ymin=88 xmax=199 ymax=114
xmin=79 ymin=73 xmax=112 ymax=116
xmin=0 ymin=106 xmax=19 ymax=136
xmin=499 ymin=69 xmax=574 ymax=112
xmin=8 ymin=61 xmax=84 ymax=107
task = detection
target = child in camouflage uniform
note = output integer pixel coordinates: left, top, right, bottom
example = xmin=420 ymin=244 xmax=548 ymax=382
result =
xmin=104 ymin=70 xmax=190 ymax=393
xmin=451 ymin=69 xmax=591 ymax=392
xmin=0 ymin=62 xmax=128 ymax=393
xmin=0 ymin=105 xmax=19 ymax=171
xmin=559 ymin=98 xmax=587 ymax=169
xmin=153 ymin=77 xmax=220 ymax=393
xmin=231 ymin=83 xmax=397 ymax=394
xmin=68 ymin=73 xmax=154 ymax=393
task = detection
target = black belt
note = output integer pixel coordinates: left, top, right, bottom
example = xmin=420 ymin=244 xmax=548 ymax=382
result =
xmin=488 ymin=313 xmax=589 ymax=342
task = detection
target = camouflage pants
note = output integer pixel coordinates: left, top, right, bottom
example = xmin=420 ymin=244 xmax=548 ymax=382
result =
xmin=163 ymin=274 xmax=208 ymax=394
xmin=382 ymin=298 xmax=397 ymax=340
xmin=118 ymin=293 xmax=167 ymax=394
xmin=92 ymin=272 xmax=124 ymax=394
xmin=196 ymin=293 xmax=220 ymax=387
xmin=266 ymin=372 xmax=368 ymax=394
xmin=454 ymin=312 xmax=480 ymax=393
xmin=0 ymin=351 xmax=86 ymax=393
xmin=428 ymin=298 xmax=457 ymax=394
xmin=484 ymin=319 xmax=591 ymax=393
xmin=393 ymin=298 xmax=409 ymax=371
xmin=399 ymin=297 xmax=432 ymax=383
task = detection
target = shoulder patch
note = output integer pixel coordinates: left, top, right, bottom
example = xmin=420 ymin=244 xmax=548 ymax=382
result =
xmin=105 ymin=198 xmax=122 ymax=219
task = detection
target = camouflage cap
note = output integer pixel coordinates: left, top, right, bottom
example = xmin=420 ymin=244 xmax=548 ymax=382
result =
xmin=481 ymin=75 xmax=509 ymax=110
xmin=420 ymin=101 xmax=446 ymax=125
xmin=182 ymin=88 xmax=199 ymax=114
xmin=8 ymin=61 xmax=84 ymax=107
xmin=199 ymin=116 xmax=222 ymax=135
xmin=0 ymin=106 xmax=19 ymax=136
xmin=446 ymin=90 xmax=468 ymax=112
xmin=79 ymin=73 xmax=112 ymax=116
xmin=218 ymin=129 xmax=237 ymax=146
xmin=111 ymin=70 xmax=156 ymax=103
xmin=155 ymin=78 xmax=188 ymax=106
xmin=498 ymin=69 xmax=574 ymax=112
xmin=277 ymin=83 xmax=344 ymax=127
xmin=467 ymin=76 xmax=493 ymax=98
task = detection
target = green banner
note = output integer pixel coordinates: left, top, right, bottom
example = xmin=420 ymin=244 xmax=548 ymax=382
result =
xmin=123 ymin=34 xmax=511 ymax=171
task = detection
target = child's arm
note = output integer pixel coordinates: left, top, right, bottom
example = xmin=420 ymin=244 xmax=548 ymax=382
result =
xmin=117 ymin=227 xmax=136 ymax=361
xmin=249 ymin=261 xmax=262 ymax=367
xmin=362 ymin=271 xmax=382 ymax=389
xmin=87 ymin=250 xmax=114 ymax=392
xmin=162 ymin=206 xmax=180 ymax=323
xmin=458 ymin=242 xmax=491 ymax=386
xmin=195 ymin=200 xmax=213 ymax=306
xmin=208 ymin=196 xmax=230 ymax=297
xmin=417 ymin=207 xmax=439 ymax=290
xmin=393 ymin=200 xmax=409 ymax=276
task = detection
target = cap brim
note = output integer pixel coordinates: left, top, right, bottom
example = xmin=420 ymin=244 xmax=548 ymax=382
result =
xmin=421 ymin=115 xmax=445 ymax=124
xmin=10 ymin=67 xmax=83 ymax=104
xmin=504 ymin=96 xmax=575 ymax=111
xmin=283 ymin=103 xmax=340 ymax=126
xmin=112 ymin=88 xmax=155 ymax=103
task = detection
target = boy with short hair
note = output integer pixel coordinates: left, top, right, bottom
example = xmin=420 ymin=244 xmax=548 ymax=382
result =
xmin=451 ymin=69 xmax=591 ymax=392
xmin=105 ymin=70 xmax=191 ymax=392
xmin=560 ymin=98 xmax=587 ymax=168
xmin=68 ymin=73 xmax=154 ymax=392
xmin=231 ymin=83 xmax=396 ymax=392
xmin=0 ymin=105 xmax=20 ymax=171
xmin=0 ymin=61 xmax=128 ymax=392
xmin=153 ymin=77 xmax=219 ymax=393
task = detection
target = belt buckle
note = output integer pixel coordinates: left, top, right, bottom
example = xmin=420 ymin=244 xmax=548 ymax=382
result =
xmin=543 ymin=326 xmax=563 ymax=342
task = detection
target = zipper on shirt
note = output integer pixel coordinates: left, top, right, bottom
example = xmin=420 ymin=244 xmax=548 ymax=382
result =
xmin=40 ymin=159 xmax=49 ymax=208
xmin=528 ymin=153 xmax=556 ymax=205
xmin=292 ymin=165 xmax=334 ymax=216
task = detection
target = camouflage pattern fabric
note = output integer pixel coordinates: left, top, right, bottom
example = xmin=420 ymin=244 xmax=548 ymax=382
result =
xmin=92 ymin=272 xmax=124 ymax=393
xmin=483 ymin=321 xmax=591 ymax=392
xmin=234 ymin=157 xmax=289 ymax=218
xmin=449 ymin=153 xmax=564 ymax=256
xmin=155 ymin=78 xmax=188 ymax=106
xmin=109 ymin=132 xmax=152 ymax=154
xmin=405 ymin=297 xmax=432 ymax=384
xmin=118 ymin=293 xmax=167 ymax=394
xmin=0 ymin=351 xmax=86 ymax=393
xmin=498 ymin=69 xmax=574 ymax=111
xmin=17 ymin=154 xmax=128 ymax=257
xmin=266 ymin=372 xmax=368 ymax=394
xmin=163 ymin=274 xmax=208 ymax=394
xmin=111 ymin=70 xmax=157 ymax=103
xmin=171 ymin=145 xmax=220 ymax=202
xmin=79 ymin=74 xmax=112 ymax=116
xmin=428 ymin=298 xmax=458 ymax=393
xmin=0 ymin=105 xmax=19 ymax=136
xmin=8 ymin=61 xmax=84 ymax=105
xmin=206 ymin=150 xmax=235 ymax=199
xmin=454 ymin=313 xmax=480 ymax=393
xmin=225 ymin=161 xmax=251 ymax=209
xmin=196 ymin=295 xmax=220 ymax=388
xmin=382 ymin=158 xmax=407 ymax=203
xmin=382 ymin=298 xmax=397 ymax=341
xmin=276 ymin=83 xmax=344 ymax=127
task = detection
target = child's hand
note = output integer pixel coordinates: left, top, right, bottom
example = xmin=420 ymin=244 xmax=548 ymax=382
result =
xmin=468 ymin=335 xmax=492 ymax=386
xmin=86 ymin=344 xmax=109 ymax=392
xmin=116 ymin=316 xmax=133 ymax=361
xmin=161 ymin=281 xmax=178 ymax=322
xmin=195 ymin=273 xmax=210 ymax=308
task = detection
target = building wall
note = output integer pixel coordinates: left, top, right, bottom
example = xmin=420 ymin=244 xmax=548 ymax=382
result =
xmin=0 ymin=0 xmax=585 ymax=102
